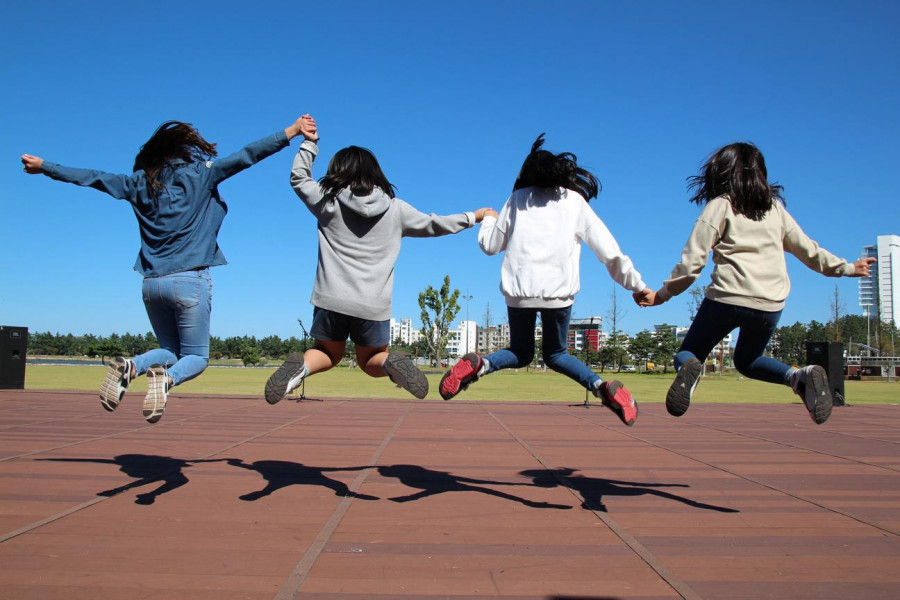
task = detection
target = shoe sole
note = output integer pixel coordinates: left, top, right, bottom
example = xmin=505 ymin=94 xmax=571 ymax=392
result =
xmin=384 ymin=353 xmax=429 ymax=399
xmin=601 ymin=381 xmax=638 ymax=426
xmin=143 ymin=367 xmax=168 ymax=424
xmin=666 ymin=358 xmax=701 ymax=417
xmin=439 ymin=353 xmax=482 ymax=400
xmin=99 ymin=358 xmax=128 ymax=412
xmin=265 ymin=353 xmax=305 ymax=405
xmin=804 ymin=365 xmax=833 ymax=425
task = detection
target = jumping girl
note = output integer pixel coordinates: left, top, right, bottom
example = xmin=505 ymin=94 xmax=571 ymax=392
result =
xmin=22 ymin=116 xmax=309 ymax=422
xmin=438 ymin=134 xmax=647 ymax=427
xmin=636 ymin=142 xmax=874 ymax=424
xmin=264 ymin=116 xmax=492 ymax=403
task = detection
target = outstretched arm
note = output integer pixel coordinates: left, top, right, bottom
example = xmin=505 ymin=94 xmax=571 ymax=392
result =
xmin=209 ymin=115 xmax=311 ymax=183
xmin=22 ymin=153 xmax=136 ymax=199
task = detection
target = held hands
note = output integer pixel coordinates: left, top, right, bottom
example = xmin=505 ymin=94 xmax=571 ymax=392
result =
xmin=21 ymin=154 xmax=44 ymax=174
xmin=633 ymin=288 xmax=663 ymax=307
xmin=286 ymin=114 xmax=319 ymax=142
xmin=474 ymin=208 xmax=498 ymax=223
xmin=851 ymin=257 xmax=876 ymax=277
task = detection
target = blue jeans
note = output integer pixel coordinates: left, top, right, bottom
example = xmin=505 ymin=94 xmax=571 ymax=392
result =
xmin=485 ymin=305 xmax=600 ymax=390
xmin=133 ymin=268 xmax=212 ymax=386
xmin=676 ymin=298 xmax=790 ymax=385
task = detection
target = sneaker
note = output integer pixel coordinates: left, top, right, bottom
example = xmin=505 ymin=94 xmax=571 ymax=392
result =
xmin=596 ymin=380 xmax=638 ymax=426
xmin=143 ymin=367 xmax=169 ymax=424
xmin=100 ymin=356 xmax=132 ymax=412
xmin=790 ymin=365 xmax=833 ymax=425
xmin=383 ymin=352 xmax=429 ymax=399
xmin=439 ymin=353 xmax=483 ymax=400
xmin=265 ymin=353 xmax=306 ymax=405
xmin=666 ymin=357 xmax=702 ymax=417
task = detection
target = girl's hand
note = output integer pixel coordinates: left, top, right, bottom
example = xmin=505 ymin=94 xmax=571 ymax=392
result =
xmin=474 ymin=208 xmax=498 ymax=222
xmin=299 ymin=114 xmax=319 ymax=142
xmin=21 ymin=154 xmax=44 ymax=174
xmin=851 ymin=257 xmax=876 ymax=277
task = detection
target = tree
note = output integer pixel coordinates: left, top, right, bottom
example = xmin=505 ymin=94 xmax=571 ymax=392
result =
xmin=771 ymin=322 xmax=808 ymax=365
xmin=829 ymin=285 xmax=844 ymax=342
xmin=604 ymin=287 xmax=627 ymax=371
xmin=687 ymin=285 xmax=706 ymax=321
xmin=418 ymin=275 xmax=461 ymax=366
xmin=628 ymin=330 xmax=655 ymax=372
xmin=651 ymin=324 xmax=680 ymax=373
xmin=241 ymin=344 xmax=262 ymax=366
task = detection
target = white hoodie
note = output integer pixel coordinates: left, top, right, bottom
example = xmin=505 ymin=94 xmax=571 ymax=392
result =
xmin=478 ymin=186 xmax=645 ymax=308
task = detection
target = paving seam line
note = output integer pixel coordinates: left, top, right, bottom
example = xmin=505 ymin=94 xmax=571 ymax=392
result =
xmin=488 ymin=409 xmax=703 ymax=600
xmin=273 ymin=402 xmax=411 ymax=600
xmin=558 ymin=407 xmax=900 ymax=537
xmin=0 ymin=402 xmax=342 ymax=543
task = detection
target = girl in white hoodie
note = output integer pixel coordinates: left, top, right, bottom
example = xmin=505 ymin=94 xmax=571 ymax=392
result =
xmin=439 ymin=134 xmax=648 ymax=426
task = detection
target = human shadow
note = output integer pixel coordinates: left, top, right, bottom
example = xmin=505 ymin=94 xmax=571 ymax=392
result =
xmin=225 ymin=459 xmax=379 ymax=501
xmin=37 ymin=454 xmax=227 ymax=505
xmin=519 ymin=467 xmax=739 ymax=513
xmin=378 ymin=464 xmax=572 ymax=510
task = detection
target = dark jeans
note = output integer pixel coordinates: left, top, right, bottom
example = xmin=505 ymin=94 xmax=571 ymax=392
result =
xmin=485 ymin=305 xmax=600 ymax=390
xmin=676 ymin=298 xmax=790 ymax=385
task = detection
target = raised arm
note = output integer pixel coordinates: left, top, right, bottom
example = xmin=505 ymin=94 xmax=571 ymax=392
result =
xmin=23 ymin=153 xmax=136 ymax=200
xmin=208 ymin=115 xmax=311 ymax=183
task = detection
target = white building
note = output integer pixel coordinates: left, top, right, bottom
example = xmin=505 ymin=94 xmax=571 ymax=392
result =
xmin=389 ymin=318 xmax=422 ymax=346
xmin=861 ymin=234 xmax=900 ymax=325
xmin=446 ymin=320 xmax=478 ymax=357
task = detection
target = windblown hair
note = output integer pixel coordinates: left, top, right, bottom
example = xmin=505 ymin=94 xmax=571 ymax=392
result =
xmin=133 ymin=121 xmax=218 ymax=199
xmin=319 ymin=146 xmax=396 ymax=200
xmin=513 ymin=134 xmax=600 ymax=201
xmin=687 ymin=142 xmax=784 ymax=221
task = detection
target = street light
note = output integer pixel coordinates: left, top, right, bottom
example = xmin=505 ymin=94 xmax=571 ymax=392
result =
xmin=461 ymin=293 xmax=474 ymax=354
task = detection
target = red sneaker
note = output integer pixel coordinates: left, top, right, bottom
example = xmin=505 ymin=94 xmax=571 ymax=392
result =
xmin=597 ymin=380 xmax=638 ymax=426
xmin=439 ymin=353 xmax=483 ymax=400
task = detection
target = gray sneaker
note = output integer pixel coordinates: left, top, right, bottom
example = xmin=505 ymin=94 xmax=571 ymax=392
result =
xmin=265 ymin=353 xmax=306 ymax=405
xmin=100 ymin=356 xmax=132 ymax=412
xmin=383 ymin=352 xmax=429 ymax=399
xmin=143 ymin=367 xmax=169 ymax=424
xmin=790 ymin=365 xmax=833 ymax=425
xmin=666 ymin=357 xmax=702 ymax=417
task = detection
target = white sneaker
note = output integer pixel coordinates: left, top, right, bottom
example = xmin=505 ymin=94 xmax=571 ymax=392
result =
xmin=143 ymin=367 xmax=170 ymax=424
xmin=790 ymin=365 xmax=833 ymax=425
xmin=100 ymin=357 xmax=132 ymax=412
xmin=265 ymin=354 xmax=306 ymax=405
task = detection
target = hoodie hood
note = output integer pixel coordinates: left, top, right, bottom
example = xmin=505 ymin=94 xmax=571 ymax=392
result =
xmin=335 ymin=187 xmax=393 ymax=218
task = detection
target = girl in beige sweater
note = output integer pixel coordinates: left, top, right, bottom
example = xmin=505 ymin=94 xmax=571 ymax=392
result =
xmin=637 ymin=142 xmax=873 ymax=424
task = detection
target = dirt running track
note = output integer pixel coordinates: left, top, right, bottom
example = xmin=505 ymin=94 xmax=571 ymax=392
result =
xmin=0 ymin=388 xmax=898 ymax=599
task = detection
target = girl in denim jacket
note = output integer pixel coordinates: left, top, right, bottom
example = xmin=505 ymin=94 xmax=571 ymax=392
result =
xmin=21 ymin=116 xmax=312 ymax=422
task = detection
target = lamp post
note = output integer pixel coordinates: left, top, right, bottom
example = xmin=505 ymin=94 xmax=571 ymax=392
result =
xmin=461 ymin=293 xmax=473 ymax=354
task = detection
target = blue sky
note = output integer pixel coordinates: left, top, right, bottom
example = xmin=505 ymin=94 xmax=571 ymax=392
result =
xmin=2 ymin=1 xmax=897 ymax=340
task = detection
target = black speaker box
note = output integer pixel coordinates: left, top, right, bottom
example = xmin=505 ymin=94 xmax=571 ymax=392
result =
xmin=806 ymin=341 xmax=845 ymax=406
xmin=0 ymin=326 xmax=28 ymax=389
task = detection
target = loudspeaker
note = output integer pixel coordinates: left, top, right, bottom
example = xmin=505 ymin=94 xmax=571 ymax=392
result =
xmin=0 ymin=326 xmax=28 ymax=389
xmin=806 ymin=341 xmax=845 ymax=406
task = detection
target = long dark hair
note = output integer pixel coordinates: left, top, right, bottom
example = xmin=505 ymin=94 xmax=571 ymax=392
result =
xmin=513 ymin=134 xmax=599 ymax=201
xmin=687 ymin=142 xmax=784 ymax=220
xmin=319 ymin=145 xmax=396 ymax=200
xmin=133 ymin=121 xmax=218 ymax=199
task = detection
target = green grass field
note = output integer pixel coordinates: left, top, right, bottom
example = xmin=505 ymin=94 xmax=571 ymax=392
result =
xmin=22 ymin=363 xmax=899 ymax=404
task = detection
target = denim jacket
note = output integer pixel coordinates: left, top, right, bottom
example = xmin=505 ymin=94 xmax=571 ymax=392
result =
xmin=41 ymin=130 xmax=289 ymax=277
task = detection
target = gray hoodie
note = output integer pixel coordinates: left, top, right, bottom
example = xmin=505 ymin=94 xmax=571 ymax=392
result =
xmin=290 ymin=140 xmax=475 ymax=321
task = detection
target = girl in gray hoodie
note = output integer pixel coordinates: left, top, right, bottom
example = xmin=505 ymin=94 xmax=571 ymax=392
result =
xmin=265 ymin=116 xmax=493 ymax=403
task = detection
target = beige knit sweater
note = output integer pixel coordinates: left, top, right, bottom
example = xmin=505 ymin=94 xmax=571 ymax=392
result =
xmin=657 ymin=196 xmax=854 ymax=311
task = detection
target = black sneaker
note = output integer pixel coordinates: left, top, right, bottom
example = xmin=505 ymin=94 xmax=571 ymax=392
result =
xmin=666 ymin=357 xmax=702 ymax=417
xmin=439 ymin=353 xmax=483 ymax=400
xmin=100 ymin=356 xmax=132 ymax=412
xmin=790 ymin=365 xmax=833 ymax=424
xmin=265 ymin=353 xmax=306 ymax=405
xmin=383 ymin=352 xmax=428 ymax=399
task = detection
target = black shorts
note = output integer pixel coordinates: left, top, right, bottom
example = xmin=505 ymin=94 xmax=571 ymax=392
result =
xmin=309 ymin=307 xmax=391 ymax=348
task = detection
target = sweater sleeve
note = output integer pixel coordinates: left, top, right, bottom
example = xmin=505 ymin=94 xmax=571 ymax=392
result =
xmin=581 ymin=208 xmax=646 ymax=293
xmin=478 ymin=198 xmax=511 ymax=255
xmin=397 ymin=200 xmax=473 ymax=237
xmin=289 ymin=140 xmax=327 ymax=213
xmin=781 ymin=206 xmax=855 ymax=277
xmin=40 ymin=162 xmax=136 ymax=200
xmin=658 ymin=211 xmax=720 ymax=302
